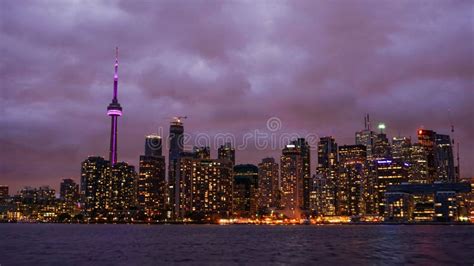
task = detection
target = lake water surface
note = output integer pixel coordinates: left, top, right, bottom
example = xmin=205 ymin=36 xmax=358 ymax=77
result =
xmin=0 ymin=224 xmax=473 ymax=265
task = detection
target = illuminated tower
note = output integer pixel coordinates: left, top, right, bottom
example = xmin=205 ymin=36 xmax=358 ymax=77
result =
xmin=169 ymin=117 xmax=185 ymax=217
xmin=280 ymin=144 xmax=303 ymax=217
xmin=107 ymin=47 xmax=122 ymax=166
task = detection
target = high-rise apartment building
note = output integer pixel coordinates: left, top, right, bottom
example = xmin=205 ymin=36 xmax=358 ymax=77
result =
xmin=218 ymin=142 xmax=235 ymax=165
xmin=258 ymin=157 xmax=280 ymax=210
xmin=280 ymin=144 xmax=303 ymax=217
xmin=80 ymin=156 xmax=110 ymax=216
xmin=233 ymin=164 xmax=259 ymax=218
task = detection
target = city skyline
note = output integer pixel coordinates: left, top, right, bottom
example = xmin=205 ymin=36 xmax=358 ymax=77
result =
xmin=2 ymin=1 xmax=473 ymax=194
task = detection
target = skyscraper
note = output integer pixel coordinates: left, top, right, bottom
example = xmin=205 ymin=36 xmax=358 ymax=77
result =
xmin=60 ymin=179 xmax=79 ymax=203
xmin=168 ymin=117 xmax=184 ymax=217
xmin=374 ymin=159 xmax=408 ymax=215
xmin=145 ymin=134 xmax=162 ymax=157
xmin=107 ymin=48 xmax=123 ymax=166
xmin=417 ymin=129 xmax=437 ymax=183
xmin=138 ymin=135 xmax=167 ymax=219
xmin=233 ymin=164 xmax=259 ymax=218
xmin=338 ymin=145 xmax=367 ymax=216
xmin=392 ymin=136 xmax=412 ymax=163
xmin=280 ymin=144 xmax=303 ymax=217
xmin=373 ymin=131 xmax=391 ymax=160
xmin=218 ymin=142 xmax=235 ymax=165
xmin=80 ymin=156 xmax=110 ymax=217
xmin=58 ymin=179 xmax=79 ymax=217
xmin=291 ymin=138 xmax=311 ymax=210
xmin=316 ymin=137 xmax=338 ymax=216
xmin=355 ymin=114 xmax=375 ymax=160
xmin=435 ymin=134 xmax=455 ymax=183
xmin=110 ymin=162 xmax=137 ymax=218
xmin=409 ymin=143 xmax=430 ymax=184
xmin=180 ymin=158 xmax=233 ymax=222
xmin=258 ymin=157 xmax=280 ymax=210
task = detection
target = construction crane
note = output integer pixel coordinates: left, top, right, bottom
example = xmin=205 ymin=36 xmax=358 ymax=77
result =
xmin=172 ymin=116 xmax=188 ymax=123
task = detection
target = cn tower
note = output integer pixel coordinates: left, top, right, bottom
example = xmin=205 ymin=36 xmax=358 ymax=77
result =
xmin=107 ymin=47 xmax=122 ymax=166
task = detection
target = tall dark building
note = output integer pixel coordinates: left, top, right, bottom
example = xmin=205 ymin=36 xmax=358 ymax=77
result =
xmin=317 ymin=137 xmax=338 ymax=169
xmin=435 ymin=134 xmax=455 ymax=183
xmin=218 ymin=142 xmax=235 ymax=165
xmin=145 ymin=134 xmax=162 ymax=157
xmin=0 ymin=185 xmax=9 ymax=201
xmin=316 ymin=137 xmax=338 ymax=215
xmin=291 ymin=138 xmax=311 ymax=210
xmin=373 ymin=130 xmax=391 ymax=160
xmin=280 ymin=144 xmax=303 ymax=217
xmin=168 ymin=117 xmax=185 ymax=218
xmin=138 ymin=135 xmax=167 ymax=219
xmin=58 ymin=179 xmax=79 ymax=216
xmin=233 ymin=164 xmax=259 ymax=218
xmin=176 ymin=151 xmax=196 ymax=218
xmin=392 ymin=137 xmax=411 ymax=163
xmin=258 ymin=157 xmax=280 ymax=210
xmin=409 ymin=143 xmax=430 ymax=184
xmin=374 ymin=159 xmax=409 ymax=215
xmin=179 ymin=158 xmax=233 ymax=221
xmin=417 ymin=129 xmax=437 ymax=183
xmin=110 ymin=162 xmax=137 ymax=217
xmin=355 ymin=114 xmax=375 ymax=160
xmin=80 ymin=156 xmax=110 ymax=216
xmin=60 ymin=179 xmax=79 ymax=203
xmin=193 ymin=146 xmax=211 ymax=159
xmin=338 ymin=145 xmax=366 ymax=216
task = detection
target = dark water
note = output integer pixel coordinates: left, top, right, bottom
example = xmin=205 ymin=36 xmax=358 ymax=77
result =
xmin=0 ymin=224 xmax=473 ymax=265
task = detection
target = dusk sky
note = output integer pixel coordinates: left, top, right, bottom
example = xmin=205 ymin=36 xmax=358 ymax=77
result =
xmin=1 ymin=0 xmax=473 ymax=194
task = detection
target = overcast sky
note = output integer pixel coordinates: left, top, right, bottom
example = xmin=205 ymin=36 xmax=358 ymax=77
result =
xmin=1 ymin=0 xmax=473 ymax=194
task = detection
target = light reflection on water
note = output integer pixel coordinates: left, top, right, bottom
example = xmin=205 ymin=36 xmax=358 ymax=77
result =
xmin=0 ymin=224 xmax=472 ymax=265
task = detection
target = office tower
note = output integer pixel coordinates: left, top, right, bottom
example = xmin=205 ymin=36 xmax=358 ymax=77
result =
xmin=373 ymin=125 xmax=391 ymax=160
xmin=316 ymin=137 xmax=338 ymax=216
xmin=0 ymin=185 xmax=8 ymax=201
xmin=145 ymin=134 xmax=162 ymax=157
xmin=58 ymin=179 xmax=79 ymax=216
xmin=374 ymin=159 xmax=408 ymax=215
xmin=138 ymin=135 xmax=167 ymax=219
xmin=291 ymin=138 xmax=311 ymax=210
xmin=338 ymin=145 xmax=367 ymax=216
xmin=258 ymin=157 xmax=280 ymax=210
xmin=193 ymin=146 xmax=211 ymax=159
xmin=392 ymin=137 xmax=412 ymax=163
xmin=110 ymin=162 xmax=137 ymax=216
xmin=218 ymin=142 xmax=235 ymax=165
xmin=409 ymin=143 xmax=430 ymax=184
xmin=180 ymin=159 xmax=233 ymax=221
xmin=280 ymin=144 xmax=303 ymax=217
xmin=168 ymin=117 xmax=184 ymax=218
xmin=60 ymin=179 xmax=79 ymax=203
xmin=310 ymin=174 xmax=326 ymax=215
xmin=435 ymin=134 xmax=455 ymax=183
xmin=417 ymin=129 xmax=437 ymax=183
xmin=176 ymin=152 xmax=196 ymax=218
xmin=355 ymin=114 xmax=375 ymax=160
xmin=233 ymin=164 xmax=259 ymax=218
xmin=80 ymin=156 xmax=110 ymax=216
xmin=107 ymin=48 xmax=123 ymax=166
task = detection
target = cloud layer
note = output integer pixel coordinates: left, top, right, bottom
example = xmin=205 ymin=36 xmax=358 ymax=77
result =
xmin=1 ymin=0 xmax=473 ymax=193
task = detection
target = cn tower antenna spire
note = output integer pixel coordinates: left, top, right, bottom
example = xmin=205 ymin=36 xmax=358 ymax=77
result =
xmin=113 ymin=47 xmax=119 ymax=100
